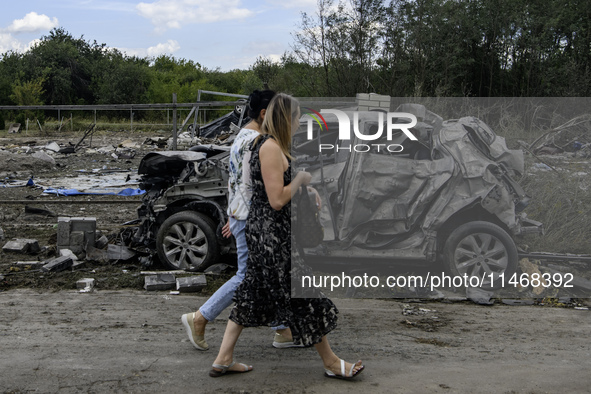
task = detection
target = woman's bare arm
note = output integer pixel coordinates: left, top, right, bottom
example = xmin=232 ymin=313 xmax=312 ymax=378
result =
xmin=260 ymin=139 xmax=311 ymax=210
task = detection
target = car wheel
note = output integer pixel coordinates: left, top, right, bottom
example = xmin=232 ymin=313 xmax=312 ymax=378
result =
xmin=442 ymin=221 xmax=517 ymax=289
xmin=156 ymin=211 xmax=219 ymax=271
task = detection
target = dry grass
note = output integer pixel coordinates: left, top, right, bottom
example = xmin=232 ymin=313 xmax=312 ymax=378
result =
xmin=518 ymin=154 xmax=591 ymax=254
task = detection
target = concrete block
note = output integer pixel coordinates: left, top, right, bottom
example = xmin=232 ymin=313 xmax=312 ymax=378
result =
xmin=31 ymin=151 xmax=55 ymax=165
xmin=41 ymin=256 xmax=73 ymax=273
xmin=57 ymin=219 xmax=70 ymax=247
xmin=57 ymin=217 xmax=96 ymax=254
xmin=379 ymin=101 xmax=391 ymax=108
xmin=356 ymin=93 xmax=370 ymax=100
xmin=3 ymin=239 xmax=41 ymax=254
xmin=59 ymin=248 xmax=78 ymax=261
xmin=77 ymin=278 xmax=95 ymax=292
xmin=369 ymin=93 xmax=391 ymax=101
xmin=144 ymin=274 xmax=176 ymax=291
xmin=357 ymin=99 xmax=374 ymax=107
xmin=176 ymin=275 xmax=207 ymax=293
xmin=357 ymin=106 xmax=369 ymax=111
xmin=69 ymin=232 xmax=85 ymax=254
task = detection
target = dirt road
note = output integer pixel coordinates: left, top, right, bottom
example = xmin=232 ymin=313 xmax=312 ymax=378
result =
xmin=1 ymin=289 xmax=590 ymax=393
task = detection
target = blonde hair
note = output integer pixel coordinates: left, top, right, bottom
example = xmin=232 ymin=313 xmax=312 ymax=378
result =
xmin=259 ymin=93 xmax=299 ymax=159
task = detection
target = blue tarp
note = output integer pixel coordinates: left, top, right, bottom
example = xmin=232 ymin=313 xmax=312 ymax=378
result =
xmin=42 ymin=187 xmax=145 ymax=196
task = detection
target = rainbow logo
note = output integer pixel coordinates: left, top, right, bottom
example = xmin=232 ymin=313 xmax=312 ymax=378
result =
xmin=303 ymin=107 xmax=329 ymax=132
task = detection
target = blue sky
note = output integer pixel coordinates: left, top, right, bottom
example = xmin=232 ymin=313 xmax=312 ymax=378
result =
xmin=0 ymin=0 xmax=318 ymax=71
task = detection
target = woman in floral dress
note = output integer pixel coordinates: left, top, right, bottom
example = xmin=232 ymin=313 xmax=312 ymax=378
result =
xmin=209 ymin=93 xmax=364 ymax=380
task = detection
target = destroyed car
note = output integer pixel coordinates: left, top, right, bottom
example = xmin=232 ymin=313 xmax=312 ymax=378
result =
xmin=295 ymin=104 xmax=542 ymax=286
xmin=133 ymin=103 xmax=542 ymax=286
xmin=132 ymin=102 xmax=249 ymax=271
xmin=133 ymin=148 xmax=233 ymax=270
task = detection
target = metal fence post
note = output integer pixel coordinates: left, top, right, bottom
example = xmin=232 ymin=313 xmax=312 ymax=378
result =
xmin=172 ymin=93 xmax=177 ymax=150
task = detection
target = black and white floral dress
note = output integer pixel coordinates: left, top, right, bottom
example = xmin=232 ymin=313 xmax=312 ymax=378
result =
xmin=230 ymin=134 xmax=338 ymax=346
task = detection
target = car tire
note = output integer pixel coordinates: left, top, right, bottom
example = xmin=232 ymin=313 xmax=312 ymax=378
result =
xmin=442 ymin=221 xmax=518 ymax=290
xmin=156 ymin=211 xmax=219 ymax=271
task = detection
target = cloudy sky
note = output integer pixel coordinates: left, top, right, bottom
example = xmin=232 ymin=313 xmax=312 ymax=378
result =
xmin=0 ymin=0 xmax=318 ymax=70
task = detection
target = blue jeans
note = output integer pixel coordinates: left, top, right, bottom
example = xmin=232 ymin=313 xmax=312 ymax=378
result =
xmin=198 ymin=218 xmax=287 ymax=330
xmin=199 ymin=218 xmax=247 ymax=321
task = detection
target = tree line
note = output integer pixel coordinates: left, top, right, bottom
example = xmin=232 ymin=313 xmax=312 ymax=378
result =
xmin=269 ymin=0 xmax=591 ymax=97
xmin=0 ymin=0 xmax=589 ymax=118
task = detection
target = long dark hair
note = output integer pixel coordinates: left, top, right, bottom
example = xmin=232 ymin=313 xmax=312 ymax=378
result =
xmin=247 ymin=90 xmax=276 ymax=123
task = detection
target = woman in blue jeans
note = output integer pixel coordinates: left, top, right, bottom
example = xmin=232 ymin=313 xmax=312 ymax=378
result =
xmin=181 ymin=90 xmax=299 ymax=350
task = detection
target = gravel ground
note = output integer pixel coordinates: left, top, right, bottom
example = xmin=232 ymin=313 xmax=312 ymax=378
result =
xmin=1 ymin=290 xmax=590 ymax=393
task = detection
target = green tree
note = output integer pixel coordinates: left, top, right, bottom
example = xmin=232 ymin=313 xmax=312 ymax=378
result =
xmin=10 ymin=76 xmax=46 ymax=125
xmin=10 ymin=77 xmax=45 ymax=105
xmin=21 ymin=28 xmax=101 ymax=104
xmin=93 ymin=50 xmax=150 ymax=104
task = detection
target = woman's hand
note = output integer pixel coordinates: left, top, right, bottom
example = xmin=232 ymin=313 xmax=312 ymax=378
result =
xmin=221 ymin=220 xmax=232 ymax=238
xmin=295 ymin=170 xmax=312 ymax=186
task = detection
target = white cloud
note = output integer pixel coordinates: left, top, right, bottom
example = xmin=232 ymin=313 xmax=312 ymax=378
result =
xmin=147 ymin=39 xmax=181 ymax=56
xmin=5 ymin=12 xmax=59 ymax=34
xmin=116 ymin=39 xmax=181 ymax=58
xmin=266 ymin=53 xmax=282 ymax=63
xmin=0 ymin=33 xmax=23 ymax=53
xmin=25 ymin=39 xmax=42 ymax=51
xmin=136 ymin=0 xmax=254 ymax=32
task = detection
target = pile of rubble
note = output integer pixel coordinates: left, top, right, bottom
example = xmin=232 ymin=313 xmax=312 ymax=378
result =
xmin=166 ymin=130 xmax=236 ymax=151
xmin=0 ymin=216 xmax=233 ymax=293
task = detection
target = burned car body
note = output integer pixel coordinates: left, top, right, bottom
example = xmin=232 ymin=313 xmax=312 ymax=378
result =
xmin=134 ymin=103 xmax=541 ymax=283
xmin=133 ymin=148 xmax=234 ymax=270
xmin=295 ymin=104 xmax=542 ymax=284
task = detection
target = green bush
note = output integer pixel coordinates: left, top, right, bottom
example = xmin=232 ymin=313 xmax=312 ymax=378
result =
xmin=15 ymin=113 xmax=26 ymax=126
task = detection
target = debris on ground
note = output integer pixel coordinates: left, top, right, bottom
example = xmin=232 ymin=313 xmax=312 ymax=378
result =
xmin=528 ymin=114 xmax=591 ymax=157
xmin=57 ymin=217 xmax=96 ymax=256
xmin=7 ymin=123 xmax=20 ymax=133
xmin=501 ymin=299 xmax=535 ymax=306
xmin=3 ymin=239 xmax=41 ymax=254
xmin=24 ymin=206 xmax=57 ymax=217
xmin=402 ymin=304 xmax=437 ymax=316
xmin=176 ymin=275 xmax=207 ymax=293
xmin=400 ymin=303 xmax=447 ymax=332
xmin=465 ymin=287 xmax=495 ymax=305
xmin=144 ymin=274 xmax=176 ymax=291
xmin=41 ymin=256 xmax=73 ymax=273
xmin=106 ymin=244 xmax=136 ymax=261
xmin=76 ymin=278 xmax=95 ymax=292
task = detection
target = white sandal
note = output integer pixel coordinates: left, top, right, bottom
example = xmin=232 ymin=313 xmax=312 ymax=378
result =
xmin=324 ymin=359 xmax=364 ymax=380
xmin=209 ymin=361 xmax=253 ymax=377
